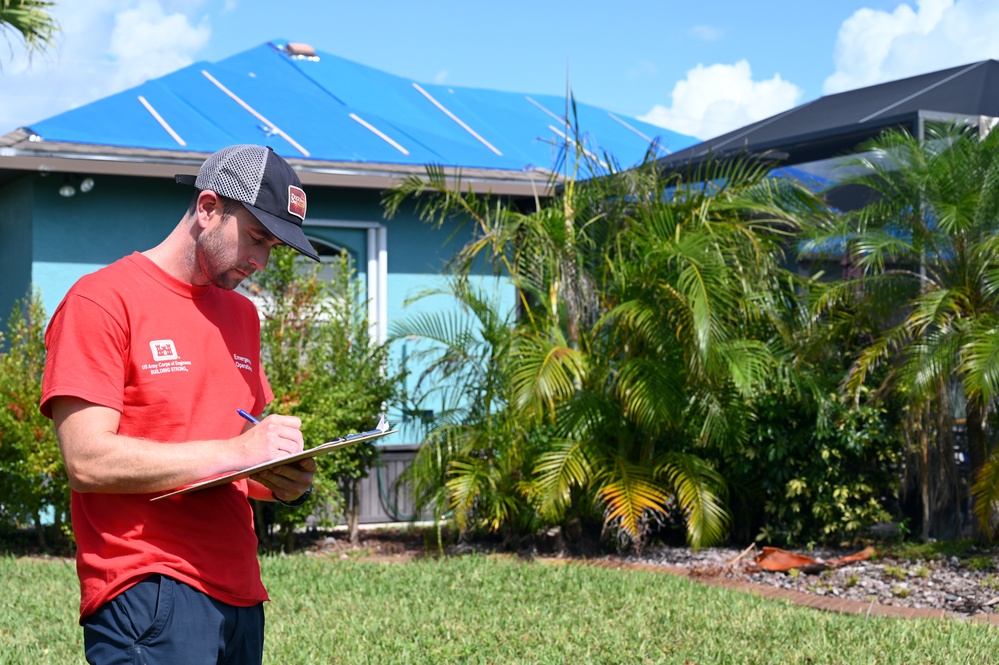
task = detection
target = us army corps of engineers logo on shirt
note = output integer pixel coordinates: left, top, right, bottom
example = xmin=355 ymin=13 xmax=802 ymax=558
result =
xmin=141 ymin=339 xmax=193 ymax=375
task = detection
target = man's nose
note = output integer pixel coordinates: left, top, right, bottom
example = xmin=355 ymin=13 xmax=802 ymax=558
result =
xmin=249 ymin=247 xmax=270 ymax=271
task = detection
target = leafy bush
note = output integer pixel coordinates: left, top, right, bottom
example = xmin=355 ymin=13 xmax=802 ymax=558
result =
xmin=725 ymin=387 xmax=900 ymax=546
xmin=0 ymin=289 xmax=69 ymax=548
xmin=249 ymin=248 xmax=398 ymax=549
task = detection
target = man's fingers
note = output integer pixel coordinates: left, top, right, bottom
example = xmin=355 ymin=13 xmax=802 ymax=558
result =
xmin=250 ymin=417 xmax=305 ymax=455
xmin=252 ymin=459 xmax=315 ymax=498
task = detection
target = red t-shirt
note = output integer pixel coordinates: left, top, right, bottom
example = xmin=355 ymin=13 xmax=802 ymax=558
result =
xmin=41 ymin=252 xmax=274 ymax=620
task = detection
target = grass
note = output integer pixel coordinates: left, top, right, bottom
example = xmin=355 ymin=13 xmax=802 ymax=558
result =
xmin=3 ymin=553 xmax=999 ymax=664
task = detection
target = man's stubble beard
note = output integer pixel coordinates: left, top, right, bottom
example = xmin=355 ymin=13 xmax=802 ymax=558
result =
xmin=195 ymin=218 xmax=252 ymax=290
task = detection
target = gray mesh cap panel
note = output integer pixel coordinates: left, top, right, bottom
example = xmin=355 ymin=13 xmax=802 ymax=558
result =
xmin=193 ymin=144 xmax=267 ymax=206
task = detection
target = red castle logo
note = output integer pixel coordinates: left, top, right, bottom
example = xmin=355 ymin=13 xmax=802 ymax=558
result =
xmin=149 ymin=339 xmax=179 ymax=361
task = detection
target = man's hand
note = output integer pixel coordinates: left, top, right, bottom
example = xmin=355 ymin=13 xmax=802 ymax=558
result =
xmin=250 ymin=457 xmax=317 ymax=503
xmin=236 ymin=413 xmax=305 ymax=467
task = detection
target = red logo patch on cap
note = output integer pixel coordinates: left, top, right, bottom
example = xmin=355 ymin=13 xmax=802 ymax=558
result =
xmin=288 ymin=185 xmax=307 ymax=220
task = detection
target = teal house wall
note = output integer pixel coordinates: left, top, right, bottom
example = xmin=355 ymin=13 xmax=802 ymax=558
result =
xmin=0 ymin=176 xmax=35 ymax=322
xmin=29 ymin=174 xmax=191 ymax=316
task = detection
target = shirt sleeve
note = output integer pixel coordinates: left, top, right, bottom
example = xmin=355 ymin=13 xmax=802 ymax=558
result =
xmin=40 ymin=292 xmax=128 ymax=419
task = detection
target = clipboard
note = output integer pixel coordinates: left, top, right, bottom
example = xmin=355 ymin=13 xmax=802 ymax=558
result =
xmin=152 ymin=415 xmax=396 ymax=501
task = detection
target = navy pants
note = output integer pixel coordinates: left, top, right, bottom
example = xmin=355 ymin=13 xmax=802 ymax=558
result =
xmin=82 ymin=574 xmax=265 ymax=665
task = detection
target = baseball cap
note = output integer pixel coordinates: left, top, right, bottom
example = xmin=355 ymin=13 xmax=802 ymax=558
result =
xmin=176 ymin=145 xmax=320 ymax=261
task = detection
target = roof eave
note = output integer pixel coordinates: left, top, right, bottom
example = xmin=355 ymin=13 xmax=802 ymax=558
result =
xmin=658 ymin=109 xmax=998 ymax=171
xmin=0 ymin=130 xmax=556 ymax=197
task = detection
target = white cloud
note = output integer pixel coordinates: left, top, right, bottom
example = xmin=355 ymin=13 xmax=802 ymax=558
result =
xmin=107 ymin=0 xmax=210 ymax=91
xmin=825 ymin=0 xmax=999 ymax=94
xmin=433 ymin=69 xmax=449 ymax=84
xmin=638 ymin=60 xmax=802 ymax=140
xmin=0 ymin=1 xmax=211 ymax=135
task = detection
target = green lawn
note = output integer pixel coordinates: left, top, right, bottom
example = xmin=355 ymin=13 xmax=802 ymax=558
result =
xmin=2 ymin=553 xmax=997 ymax=664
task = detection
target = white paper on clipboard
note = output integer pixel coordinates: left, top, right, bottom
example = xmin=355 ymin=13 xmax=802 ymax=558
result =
xmin=151 ymin=415 xmax=395 ymax=501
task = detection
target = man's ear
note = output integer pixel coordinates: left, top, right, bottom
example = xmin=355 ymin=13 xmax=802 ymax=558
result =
xmin=195 ymin=190 xmax=222 ymax=228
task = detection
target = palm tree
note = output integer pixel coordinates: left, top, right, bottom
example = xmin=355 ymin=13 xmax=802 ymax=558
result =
xmin=390 ymin=277 xmax=546 ymax=549
xmin=386 ymin=134 xmax=826 ymax=550
xmin=0 ymin=0 xmax=59 ymax=61
xmin=807 ymin=121 xmax=999 ymax=540
xmin=527 ymin=153 xmax=827 ymax=550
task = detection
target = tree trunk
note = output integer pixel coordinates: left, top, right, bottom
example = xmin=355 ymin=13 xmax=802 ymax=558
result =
xmin=966 ymin=400 xmax=987 ymax=485
xmin=965 ymin=399 xmax=988 ymax=537
xmin=52 ymin=508 xmax=63 ymax=548
xmin=346 ymin=478 xmax=362 ymax=545
xmin=918 ymin=415 xmax=931 ymax=542
xmin=34 ymin=511 xmax=46 ymax=549
xmin=252 ymin=501 xmax=273 ymax=552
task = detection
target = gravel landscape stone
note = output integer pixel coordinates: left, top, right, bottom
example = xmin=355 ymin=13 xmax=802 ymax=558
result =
xmin=621 ymin=544 xmax=999 ymax=617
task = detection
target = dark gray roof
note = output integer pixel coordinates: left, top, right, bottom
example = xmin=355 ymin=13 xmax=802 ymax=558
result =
xmin=657 ymin=59 xmax=999 ymax=170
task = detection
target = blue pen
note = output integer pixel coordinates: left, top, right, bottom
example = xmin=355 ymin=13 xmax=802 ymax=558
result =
xmin=237 ymin=409 xmax=260 ymax=425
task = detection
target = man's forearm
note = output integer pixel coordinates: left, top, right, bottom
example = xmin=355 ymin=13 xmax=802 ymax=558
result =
xmin=51 ymin=396 xmax=306 ymax=494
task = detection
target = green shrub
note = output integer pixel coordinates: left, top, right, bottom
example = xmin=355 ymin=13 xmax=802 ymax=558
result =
xmin=250 ymin=249 xmax=399 ymax=549
xmin=0 ymin=289 xmax=69 ymax=549
xmin=725 ymin=387 xmax=900 ymax=547
xmin=967 ymin=555 xmax=995 ymax=572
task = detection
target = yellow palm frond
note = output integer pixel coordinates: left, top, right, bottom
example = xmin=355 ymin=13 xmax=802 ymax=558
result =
xmin=597 ymin=460 xmax=670 ymax=540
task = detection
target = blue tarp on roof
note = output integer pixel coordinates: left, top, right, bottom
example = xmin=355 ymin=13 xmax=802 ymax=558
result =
xmin=26 ymin=41 xmax=696 ymax=172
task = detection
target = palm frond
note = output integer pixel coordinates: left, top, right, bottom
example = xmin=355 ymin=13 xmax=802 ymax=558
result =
xmin=597 ymin=459 xmax=671 ymax=542
xmin=658 ymin=452 xmax=731 ymax=549
xmin=445 ymin=458 xmax=492 ymax=532
xmin=972 ymin=450 xmax=999 ymax=541
xmin=960 ymin=320 xmax=999 ymax=404
xmin=0 ymin=0 xmax=58 ymax=58
xmin=532 ymin=439 xmax=594 ymax=521
xmin=900 ymin=327 xmax=961 ymax=403
xmin=509 ymin=330 xmax=586 ymax=419
xmin=613 ymin=357 xmax=685 ymax=434
xmin=711 ymin=339 xmax=775 ymax=398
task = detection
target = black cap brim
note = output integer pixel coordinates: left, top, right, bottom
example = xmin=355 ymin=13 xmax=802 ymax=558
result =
xmin=242 ymin=203 xmax=321 ymax=262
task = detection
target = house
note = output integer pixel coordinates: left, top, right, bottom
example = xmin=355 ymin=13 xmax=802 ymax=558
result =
xmin=0 ymin=39 xmax=692 ymax=409
xmin=0 ymin=40 xmax=690 ymax=521
xmin=1 ymin=40 xmax=691 ymax=323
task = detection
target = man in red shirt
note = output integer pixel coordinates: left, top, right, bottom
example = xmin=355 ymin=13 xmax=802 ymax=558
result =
xmin=41 ymin=144 xmax=320 ymax=664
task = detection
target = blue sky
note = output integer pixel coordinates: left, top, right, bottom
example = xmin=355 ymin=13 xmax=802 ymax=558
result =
xmin=3 ymin=0 xmax=999 ymax=141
